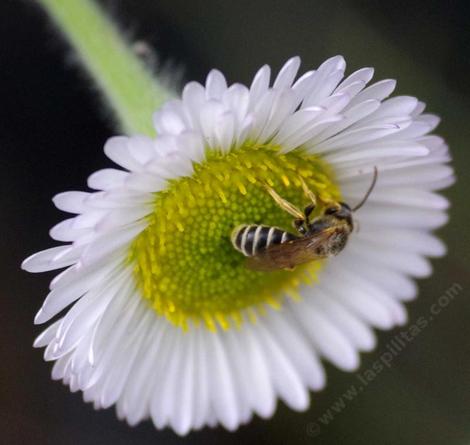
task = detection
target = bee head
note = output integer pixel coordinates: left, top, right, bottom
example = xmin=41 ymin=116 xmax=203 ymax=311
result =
xmin=323 ymin=202 xmax=353 ymax=227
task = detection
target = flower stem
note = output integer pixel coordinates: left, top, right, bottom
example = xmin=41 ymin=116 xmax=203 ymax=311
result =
xmin=38 ymin=0 xmax=172 ymax=136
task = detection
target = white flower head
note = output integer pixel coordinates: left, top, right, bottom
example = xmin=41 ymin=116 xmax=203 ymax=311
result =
xmin=23 ymin=56 xmax=453 ymax=435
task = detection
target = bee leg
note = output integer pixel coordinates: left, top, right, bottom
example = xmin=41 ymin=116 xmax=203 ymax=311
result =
xmin=264 ymin=184 xmax=305 ymax=220
xmin=299 ymin=177 xmax=317 ymax=207
xmin=293 ymin=218 xmax=306 ymax=235
xmin=304 ymin=203 xmax=315 ymax=222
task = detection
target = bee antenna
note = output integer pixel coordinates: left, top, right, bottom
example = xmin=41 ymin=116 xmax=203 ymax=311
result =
xmin=352 ymin=167 xmax=378 ymax=212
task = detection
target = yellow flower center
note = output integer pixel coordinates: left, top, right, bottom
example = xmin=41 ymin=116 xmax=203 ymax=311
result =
xmin=129 ymin=145 xmax=340 ymax=330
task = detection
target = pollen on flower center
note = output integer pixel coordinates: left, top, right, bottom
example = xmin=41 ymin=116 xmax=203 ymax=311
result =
xmin=129 ymin=145 xmax=340 ymax=330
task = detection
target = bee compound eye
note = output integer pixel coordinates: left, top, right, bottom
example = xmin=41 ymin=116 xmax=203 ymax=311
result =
xmin=325 ymin=207 xmax=338 ymax=215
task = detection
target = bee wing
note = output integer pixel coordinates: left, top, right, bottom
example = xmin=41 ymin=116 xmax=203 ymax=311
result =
xmin=246 ymin=232 xmax=332 ymax=271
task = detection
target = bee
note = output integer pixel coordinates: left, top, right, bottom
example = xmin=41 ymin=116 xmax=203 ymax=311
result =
xmin=231 ymin=168 xmax=378 ymax=271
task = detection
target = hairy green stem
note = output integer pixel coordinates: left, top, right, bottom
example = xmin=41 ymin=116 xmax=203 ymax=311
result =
xmin=38 ymin=0 xmax=172 ymax=136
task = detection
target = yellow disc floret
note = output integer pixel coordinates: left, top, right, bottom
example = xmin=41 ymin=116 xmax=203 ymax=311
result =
xmin=129 ymin=145 xmax=340 ymax=330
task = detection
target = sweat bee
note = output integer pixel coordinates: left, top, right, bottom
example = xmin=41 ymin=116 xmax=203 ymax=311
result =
xmin=231 ymin=168 xmax=378 ymax=271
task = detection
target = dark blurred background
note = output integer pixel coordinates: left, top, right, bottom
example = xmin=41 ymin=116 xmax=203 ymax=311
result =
xmin=2 ymin=0 xmax=470 ymax=444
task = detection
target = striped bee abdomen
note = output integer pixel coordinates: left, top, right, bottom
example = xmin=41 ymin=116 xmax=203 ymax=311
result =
xmin=231 ymin=225 xmax=298 ymax=257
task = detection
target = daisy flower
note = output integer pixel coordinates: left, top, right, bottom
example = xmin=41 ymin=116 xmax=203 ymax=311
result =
xmin=23 ymin=55 xmax=453 ymax=435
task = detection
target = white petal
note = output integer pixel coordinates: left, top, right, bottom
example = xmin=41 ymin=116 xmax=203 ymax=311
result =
xmin=348 ymin=79 xmax=396 ymax=106
xmin=249 ymin=64 xmax=271 ymax=107
xmin=104 ymin=136 xmax=142 ymax=171
xmin=311 ymin=99 xmax=380 ymax=144
xmin=223 ymin=84 xmax=250 ymax=133
xmin=336 ymin=67 xmax=374 ymax=91
xmin=204 ymin=329 xmax=239 ymax=430
xmin=205 ymin=69 xmax=228 ymax=100
xmin=310 ymin=290 xmax=376 ymax=351
xmin=337 ymin=255 xmax=417 ymax=301
xmin=33 ymin=318 xmax=63 ymax=347
xmin=49 ymin=218 xmax=89 ymax=242
xmin=265 ymin=310 xmax=326 ymax=390
xmin=88 ymin=168 xmax=128 ymax=190
xmin=34 ymin=261 xmax=119 ymax=325
xmin=291 ymin=296 xmax=360 ymax=371
xmin=53 ymin=191 xmax=90 ymax=214
xmin=81 ymin=221 xmax=146 ymax=266
xmin=273 ymin=56 xmax=301 ymax=90
xmin=230 ymin=324 xmax=276 ymax=419
xmin=153 ymin=101 xmax=187 ymax=135
xmin=190 ymin=328 xmax=212 ymax=428
xmin=369 ymin=96 xmax=418 ymax=119
xmin=22 ymin=246 xmax=77 ymax=272
xmin=348 ymin=238 xmax=432 ymax=277
xmin=254 ymin=321 xmax=309 ymax=411
xmin=321 ymin=265 xmax=395 ymax=330
xmin=358 ymin=228 xmax=446 ymax=257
